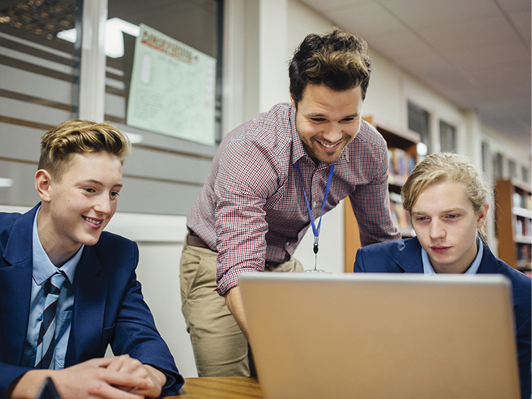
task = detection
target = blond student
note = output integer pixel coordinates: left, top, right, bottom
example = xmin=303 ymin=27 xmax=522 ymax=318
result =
xmin=354 ymin=152 xmax=531 ymax=399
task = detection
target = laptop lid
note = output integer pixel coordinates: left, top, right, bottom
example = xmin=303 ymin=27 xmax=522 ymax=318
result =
xmin=239 ymin=273 xmax=520 ymax=399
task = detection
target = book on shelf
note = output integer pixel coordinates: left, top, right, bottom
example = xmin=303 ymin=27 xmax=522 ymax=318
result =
xmin=387 ymin=148 xmax=415 ymax=181
xmin=516 ymin=244 xmax=531 ymax=268
xmin=514 ymin=217 xmax=532 ymax=237
xmin=516 ymin=219 xmax=523 ymax=236
xmin=389 ymin=192 xmax=412 ymax=231
xmin=513 ymin=193 xmax=520 ymax=208
xmin=526 ymin=219 xmax=531 ymax=237
xmin=512 ymin=192 xmax=532 ymax=210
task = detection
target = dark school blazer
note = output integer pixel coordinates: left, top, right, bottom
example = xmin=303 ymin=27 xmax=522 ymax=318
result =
xmin=0 ymin=205 xmax=184 ymax=397
xmin=354 ymin=237 xmax=531 ymax=399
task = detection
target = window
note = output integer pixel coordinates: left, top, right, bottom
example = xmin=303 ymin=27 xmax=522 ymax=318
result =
xmin=0 ymin=0 xmax=80 ymax=207
xmin=493 ymin=153 xmax=503 ymax=180
xmin=439 ymin=120 xmax=456 ymax=153
xmin=102 ymin=0 xmax=224 ymax=215
xmin=408 ymin=101 xmax=430 ymax=158
xmin=509 ymin=159 xmax=517 ymax=179
xmin=0 ymin=0 xmax=224 ymax=215
xmin=105 ymin=0 xmax=223 ymax=144
xmin=481 ymin=142 xmax=489 ymax=174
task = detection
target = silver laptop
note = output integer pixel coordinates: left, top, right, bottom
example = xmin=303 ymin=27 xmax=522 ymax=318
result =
xmin=239 ymin=273 xmax=520 ymax=399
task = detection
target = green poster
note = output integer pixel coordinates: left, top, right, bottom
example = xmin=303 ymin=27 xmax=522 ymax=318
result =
xmin=127 ymin=24 xmax=216 ymax=146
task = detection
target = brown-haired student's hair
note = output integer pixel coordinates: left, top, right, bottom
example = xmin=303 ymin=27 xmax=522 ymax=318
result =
xmin=38 ymin=120 xmax=131 ymax=180
xmin=289 ymin=28 xmax=371 ymax=107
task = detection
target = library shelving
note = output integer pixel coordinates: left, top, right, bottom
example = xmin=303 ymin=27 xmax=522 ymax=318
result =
xmin=495 ymin=178 xmax=532 ymax=272
xmin=344 ymin=116 xmax=420 ymax=272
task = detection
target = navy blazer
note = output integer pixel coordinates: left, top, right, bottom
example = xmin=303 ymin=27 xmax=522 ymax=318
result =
xmin=0 ymin=205 xmax=184 ymax=397
xmin=354 ymin=237 xmax=531 ymax=399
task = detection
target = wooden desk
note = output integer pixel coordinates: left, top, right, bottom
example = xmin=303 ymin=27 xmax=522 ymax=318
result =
xmin=171 ymin=377 xmax=263 ymax=398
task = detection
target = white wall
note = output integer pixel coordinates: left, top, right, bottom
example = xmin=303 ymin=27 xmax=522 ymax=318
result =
xmin=286 ymin=0 xmax=333 ymax=56
xmin=134 ymin=241 xmax=197 ymax=377
xmin=103 ymin=213 xmax=198 ymax=377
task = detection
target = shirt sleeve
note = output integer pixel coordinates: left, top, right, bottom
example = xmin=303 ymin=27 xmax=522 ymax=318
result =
xmin=348 ymin=134 xmax=400 ymax=246
xmin=213 ymin=132 xmax=281 ymax=296
xmin=0 ymin=364 xmax=32 ymax=398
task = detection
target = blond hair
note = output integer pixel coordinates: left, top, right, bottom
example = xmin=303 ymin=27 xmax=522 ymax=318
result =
xmin=38 ymin=120 xmax=131 ymax=180
xmin=402 ymin=153 xmax=491 ymax=235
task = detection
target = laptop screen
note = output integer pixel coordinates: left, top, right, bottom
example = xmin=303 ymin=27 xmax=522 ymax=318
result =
xmin=239 ymin=273 xmax=520 ymax=399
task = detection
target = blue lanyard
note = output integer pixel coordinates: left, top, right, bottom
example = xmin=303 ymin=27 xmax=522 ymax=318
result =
xmin=295 ymin=160 xmax=335 ymax=255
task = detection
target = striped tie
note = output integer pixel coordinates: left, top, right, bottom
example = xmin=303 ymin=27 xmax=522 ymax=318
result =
xmin=35 ymin=271 xmax=66 ymax=369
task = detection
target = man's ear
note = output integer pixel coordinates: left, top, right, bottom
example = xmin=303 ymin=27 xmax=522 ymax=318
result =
xmin=476 ymin=203 xmax=489 ymax=229
xmin=35 ymin=169 xmax=53 ymax=203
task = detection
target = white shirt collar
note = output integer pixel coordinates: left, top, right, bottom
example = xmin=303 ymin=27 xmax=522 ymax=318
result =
xmin=32 ymin=206 xmax=83 ymax=286
xmin=422 ymin=236 xmax=483 ymax=275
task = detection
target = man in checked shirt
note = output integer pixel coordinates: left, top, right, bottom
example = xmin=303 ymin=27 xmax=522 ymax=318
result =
xmin=180 ymin=29 xmax=400 ymax=377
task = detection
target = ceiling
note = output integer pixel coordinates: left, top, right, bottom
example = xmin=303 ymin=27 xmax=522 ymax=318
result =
xmin=299 ymin=0 xmax=531 ymax=152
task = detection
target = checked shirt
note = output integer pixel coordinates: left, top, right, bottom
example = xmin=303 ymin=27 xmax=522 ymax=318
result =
xmin=187 ymin=103 xmax=400 ymax=295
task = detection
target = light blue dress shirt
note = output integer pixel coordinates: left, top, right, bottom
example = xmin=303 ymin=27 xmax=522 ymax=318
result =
xmin=22 ymin=207 xmax=83 ymax=369
xmin=422 ymin=237 xmax=483 ymax=275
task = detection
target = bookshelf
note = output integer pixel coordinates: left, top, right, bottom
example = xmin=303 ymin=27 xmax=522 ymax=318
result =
xmin=344 ymin=116 xmax=420 ymax=272
xmin=495 ymin=179 xmax=532 ymax=272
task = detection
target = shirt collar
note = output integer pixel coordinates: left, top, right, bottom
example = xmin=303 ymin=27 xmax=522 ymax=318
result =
xmin=32 ymin=206 xmax=83 ymax=286
xmin=422 ymin=236 xmax=484 ymax=275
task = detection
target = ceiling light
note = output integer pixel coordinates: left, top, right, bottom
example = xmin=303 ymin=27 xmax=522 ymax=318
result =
xmin=57 ymin=18 xmax=140 ymax=58
xmin=125 ymin=132 xmax=143 ymax=144
xmin=0 ymin=178 xmax=14 ymax=188
xmin=416 ymin=142 xmax=428 ymax=156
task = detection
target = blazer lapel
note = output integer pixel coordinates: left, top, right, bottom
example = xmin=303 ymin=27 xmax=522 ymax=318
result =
xmin=476 ymin=242 xmax=503 ymax=274
xmin=396 ymin=237 xmax=424 ymax=273
xmin=65 ymin=246 xmax=108 ymax=366
xmin=0 ymin=206 xmax=38 ymax=365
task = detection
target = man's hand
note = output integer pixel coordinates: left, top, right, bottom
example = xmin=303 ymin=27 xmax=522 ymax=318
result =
xmin=224 ymin=285 xmax=250 ymax=341
xmin=8 ymin=356 xmax=166 ymax=399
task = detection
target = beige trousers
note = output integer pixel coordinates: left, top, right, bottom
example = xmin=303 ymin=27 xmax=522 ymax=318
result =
xmin=180 ymin=239 xmax=303 ymax=377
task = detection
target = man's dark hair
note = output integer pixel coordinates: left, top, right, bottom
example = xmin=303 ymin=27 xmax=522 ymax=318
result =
xmin=289 ymin=28 xmax=371 ymax=107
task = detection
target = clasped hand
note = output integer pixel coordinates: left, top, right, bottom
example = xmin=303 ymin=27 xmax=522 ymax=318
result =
xmin=9 ymin=354 xmax=166 ymax=399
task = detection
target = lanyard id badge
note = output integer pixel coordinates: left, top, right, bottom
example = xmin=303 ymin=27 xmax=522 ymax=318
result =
xmin=295 ymin=160 xmax=335 ymax=272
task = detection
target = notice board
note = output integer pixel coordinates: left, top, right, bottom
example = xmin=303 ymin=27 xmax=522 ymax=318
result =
xmin=127 ymin=24 xmax=216 ymax=145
